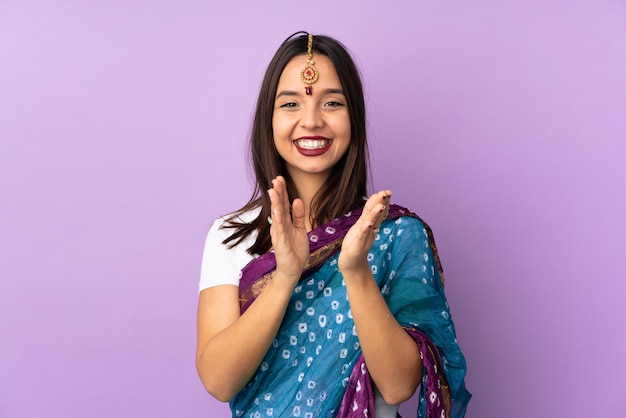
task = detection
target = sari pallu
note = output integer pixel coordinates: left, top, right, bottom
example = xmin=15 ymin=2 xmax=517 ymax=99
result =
xmin=233 ymin=205 xmax=471 ymax=418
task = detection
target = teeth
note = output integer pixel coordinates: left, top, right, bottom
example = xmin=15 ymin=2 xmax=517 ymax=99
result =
xmin=295 ymin=139 xmax=331 ymax=150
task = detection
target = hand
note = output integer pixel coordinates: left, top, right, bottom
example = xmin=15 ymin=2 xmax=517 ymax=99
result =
xmin=267 ymin=176 xmax=309 ymax=284
xmin=338 ymin=190 xmax=391 ymax=276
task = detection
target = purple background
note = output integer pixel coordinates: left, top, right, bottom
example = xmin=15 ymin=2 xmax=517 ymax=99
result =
xmin=1 ymin=1 xmax=625 ymax=417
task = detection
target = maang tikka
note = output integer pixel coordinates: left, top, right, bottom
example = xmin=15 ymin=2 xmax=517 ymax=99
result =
xmin=300 ymin=34 xmax=319 ymax=96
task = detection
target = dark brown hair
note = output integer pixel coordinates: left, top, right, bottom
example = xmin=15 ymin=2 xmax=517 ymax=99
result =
xmin=223 ymin=32 xmax=369 ymax=255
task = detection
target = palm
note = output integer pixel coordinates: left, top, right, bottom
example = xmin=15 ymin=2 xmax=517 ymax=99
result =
xmin=338 ymin=190 xmax=391 ymax=274
xmin=268 ymin=177 xmax=310 ymax=283
xmin=273 ymin=206 xmax=309 ymax=281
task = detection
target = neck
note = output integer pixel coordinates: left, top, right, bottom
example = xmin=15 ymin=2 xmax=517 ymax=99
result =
xmin=288 ymin=171 xmax=329 ymax=230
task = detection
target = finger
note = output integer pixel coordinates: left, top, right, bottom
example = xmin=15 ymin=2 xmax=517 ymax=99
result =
xmin=373 ymin=190 xmax=392 ymax=206
xmin=272 ymin=176 xmax=291 ymax=217
xmin=363 ymin=198 xmax=385 ymax=225
xmin=371 ymin=190 xmax=392 ymax=225
xmin=357 ymin=191 xmax=391 ymax=236
xmin=268 ymin=187 xmax=287 ymax=229
xmin=359 ymin=218 xmax=376 ymax=235
xmin=382 ymin=190 xmax=392 ymax=216
xmin=383 ymin=191 xmax=391 ymax=217
xmin=356 ymin=205 xmax=380 ymax=236
xmin=291 ymin=198 xmax=306 ymax=230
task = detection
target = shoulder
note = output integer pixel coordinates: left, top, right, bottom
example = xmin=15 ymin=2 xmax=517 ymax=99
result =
xmin=204 ymin=207 xmax=262 ymax=257
xmin=381 ymin=204 xmax=439 ymax=255
xmin=200 ymin=207 xmax=261 ymax=291
xmin=209 ymin=206 xmax=262 ymax=239
xmin=387 ymin=204 xmax=429 ymax=234
xmin=384 ymin=203 xmax=445 ymax=282
xmin=216 ymin=206 xmax=262 ymax=228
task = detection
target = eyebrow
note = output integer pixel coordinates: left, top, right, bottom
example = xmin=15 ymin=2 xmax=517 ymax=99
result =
xmin=275 ymin=88 xmax=345 ymax=99
xmin=275 ymin=90 xmax=299 ymax=99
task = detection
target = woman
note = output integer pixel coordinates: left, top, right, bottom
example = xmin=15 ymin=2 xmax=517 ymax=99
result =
xmin=196 ymin=32 xmax=471 ymax=418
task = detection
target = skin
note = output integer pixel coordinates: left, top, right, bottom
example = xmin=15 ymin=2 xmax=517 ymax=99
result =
xmin=196 ymin=55 xmax=422 ymax=406
xmin=272 ymin=55 xmax=351 ymax=218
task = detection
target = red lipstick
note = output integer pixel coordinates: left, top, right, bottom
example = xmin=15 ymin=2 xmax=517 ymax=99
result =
xmin=293 ymin=136 xmax=332 ymax=157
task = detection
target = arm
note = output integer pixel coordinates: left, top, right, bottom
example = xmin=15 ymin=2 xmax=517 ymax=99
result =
xmin=196 ymin=176 xmax=309 ymax=401
xmin=196 ymin=279 xmax=296 ymax=401
xmin=338 ymin=191 xmax=423 ymax=406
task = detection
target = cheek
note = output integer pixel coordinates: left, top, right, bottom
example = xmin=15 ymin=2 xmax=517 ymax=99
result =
xmin=272 ymin=115 xmax=291 ymax=139
xmin=341 ymin=117 xmax=351 ymax=140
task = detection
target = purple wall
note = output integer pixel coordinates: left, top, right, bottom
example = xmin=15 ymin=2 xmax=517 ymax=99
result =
xmin=1 ymin=1 xmax=625 ymax=417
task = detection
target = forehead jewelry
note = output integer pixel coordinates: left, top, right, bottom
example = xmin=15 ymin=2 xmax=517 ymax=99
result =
xmin=300 ymin=34 xmax=319 ymax=96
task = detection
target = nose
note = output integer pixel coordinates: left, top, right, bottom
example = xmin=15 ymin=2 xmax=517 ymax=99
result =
xmin=300 ymin=104 xmax=324 ymax=129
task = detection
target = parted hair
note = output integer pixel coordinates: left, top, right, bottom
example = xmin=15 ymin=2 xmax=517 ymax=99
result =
xmin=222 ymin=32 xmax=369 ymax=255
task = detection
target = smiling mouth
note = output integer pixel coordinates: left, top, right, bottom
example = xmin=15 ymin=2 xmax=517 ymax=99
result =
xmin=293 ymin=138 xmax=332 ymax=150
xmin=293 ymin=137 xmax=333 ymax=156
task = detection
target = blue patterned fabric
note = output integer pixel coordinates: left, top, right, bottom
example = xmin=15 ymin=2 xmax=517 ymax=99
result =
xmin=231 ymin=207 xmax=470 ymax=417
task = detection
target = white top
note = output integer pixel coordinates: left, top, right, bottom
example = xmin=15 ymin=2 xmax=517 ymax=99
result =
xmin=199 ymin=207 xmax=401 ymax=417
xmin=199 ymin=208 xmax=260 ymax=291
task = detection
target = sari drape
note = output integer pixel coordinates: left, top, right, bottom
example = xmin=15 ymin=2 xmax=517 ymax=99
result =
xmin=232 ymin=204 xmax=471 ymax=418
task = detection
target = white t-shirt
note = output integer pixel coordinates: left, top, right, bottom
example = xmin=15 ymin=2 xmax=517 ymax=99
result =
xmin=198 ymin=207 xmax=401 ymax=417
xmin=199 ymin=208 xmax=260 ymax=292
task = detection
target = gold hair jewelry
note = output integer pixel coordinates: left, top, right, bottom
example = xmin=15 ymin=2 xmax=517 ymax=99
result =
xmin=300 ymin=34 xmax=319 ymax=96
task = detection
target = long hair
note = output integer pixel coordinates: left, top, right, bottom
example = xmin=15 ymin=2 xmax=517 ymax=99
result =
xmin=223 ymin=32 xmax=369 ymax=255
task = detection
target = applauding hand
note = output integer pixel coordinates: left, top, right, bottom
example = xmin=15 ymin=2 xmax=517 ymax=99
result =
xmin=267 ymin=176 xmax=310 ymax=284
xmin=338 ymin=190 xmax=391 ymax=276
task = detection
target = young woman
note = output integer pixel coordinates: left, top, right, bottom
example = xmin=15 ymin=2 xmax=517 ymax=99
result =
xmin=196 ymin=32 xmax=471 ymax=418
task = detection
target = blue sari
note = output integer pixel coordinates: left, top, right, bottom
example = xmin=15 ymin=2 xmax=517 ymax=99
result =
xmin=233 ymin=205 xmax=471 ymax=417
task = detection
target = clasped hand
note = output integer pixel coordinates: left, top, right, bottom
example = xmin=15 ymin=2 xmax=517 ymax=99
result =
xmin=268 ymin=176 xmax=391 ymax=284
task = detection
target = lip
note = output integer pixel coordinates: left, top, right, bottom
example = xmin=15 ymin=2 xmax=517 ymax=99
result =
xmin=297 ymin=136 xmax=329 ymax=140
xmin=293 ymin=136 xmax=333 ymax=157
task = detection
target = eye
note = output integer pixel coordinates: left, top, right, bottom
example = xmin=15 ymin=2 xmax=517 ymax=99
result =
xmin=324 ymin=101 xmax=345 ymax=108
xmin=279 ymin=102 xmax=298 ymax=109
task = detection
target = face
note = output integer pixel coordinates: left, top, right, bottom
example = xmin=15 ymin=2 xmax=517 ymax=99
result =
xmin=272 ymin=54 xmax=351 ymax=184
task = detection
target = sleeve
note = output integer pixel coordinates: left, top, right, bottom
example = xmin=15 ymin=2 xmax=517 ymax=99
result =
xmin=199 ymin=218 xmax=241 ymax=292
